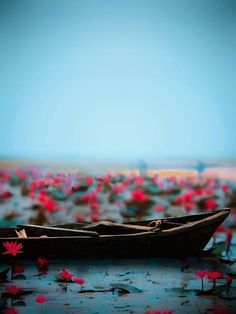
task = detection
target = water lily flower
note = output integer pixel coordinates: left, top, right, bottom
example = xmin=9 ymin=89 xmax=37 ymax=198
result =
xmin=131 ymin=190 xmax=148 ymax=202
xmin=2 ymin=242 xmax=23 ymax=280
xmin=183 ymin=191 xmax=194 ymax=203
xmin=36 ymin=256 xmax=49 ymax=274
xmin=29 ymin=181 xmax=38 ymax=191
xmin=2 ymin=241 xmax=23 ymax=257
xmin=207 ymin=271 xmax=223 ymax=289
xmin=175 ymin=196 xmax=183 ymax=205
xmin=86 ymin=177 xmax=94 ymax=185
xmin=5 ymin=285 xmax=22 ymax=295
xmin=195 ymin=270 xmax=208 ymax=291
xmin=59 ymin=268 xmax=73 ymax=281
xmin=58 ymin=268 xmax=74 ymax=291
xmin=35 ymin=295 xmax=47 ymax=303
xmin=43 ymin=198 xmax=57 ymax=213
xmin=73 ymin=277 xmax=86 ymax=291
xmin=205 ymin=199 xmax=217 ymax=210
xmin=221 ymin=184 xmax=229 ymax=192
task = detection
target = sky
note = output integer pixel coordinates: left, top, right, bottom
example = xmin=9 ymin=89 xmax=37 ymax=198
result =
xmin=0 ymin=0 xmax=236 ymax=162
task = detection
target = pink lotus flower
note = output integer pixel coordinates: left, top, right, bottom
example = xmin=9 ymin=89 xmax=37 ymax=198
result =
xmin=35 ymin=295 xmax=47 ymax=303
xmin=2 ymin=241 xmax=23 ymax=256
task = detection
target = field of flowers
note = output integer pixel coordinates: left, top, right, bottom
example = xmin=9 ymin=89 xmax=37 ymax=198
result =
xmin=0 ymin=167 xmax=236 ymax=227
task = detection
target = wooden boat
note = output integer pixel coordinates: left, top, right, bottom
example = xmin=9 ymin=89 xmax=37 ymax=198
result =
xmin=0 ymin=209 xmax=230 ymax=259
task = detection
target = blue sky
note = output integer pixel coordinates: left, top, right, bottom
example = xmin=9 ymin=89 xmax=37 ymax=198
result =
xmin=0 ymin=0 xmax=236 ymax=162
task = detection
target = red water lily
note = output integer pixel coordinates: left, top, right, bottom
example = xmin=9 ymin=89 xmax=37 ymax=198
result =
xmin=86 ymin=177 xmax=94 ymax=185
xmin=195 ymin=270 xmax=208 ymax=291
xmin=5 ymin=285 xmax=22 ymax=295
xmin=58 ymin=268 xmax=73 ymax=291
xmin=35 ymin=295 xmax=47 ymax=303
xmin=207 ymin=271 xmax=223 ymax=280
xmin=73 ymin=277 xmax=86 ymax=290
xmin=207 ymin=271 xmax=223 ymax=289
xmin=205 ymin=198 xmax=217 ymax=210
xmin=131 ymin=190 xmax=148 ymax=202
xmin=195 ymin=270 xmax=208 ymax=278
xmin=36 ymin=256 xmax=49 ymax=274
xmin=2 ymin=241 xmax=23 ymax=256
xmin=59 ymin=268 xmax=73 ymax=281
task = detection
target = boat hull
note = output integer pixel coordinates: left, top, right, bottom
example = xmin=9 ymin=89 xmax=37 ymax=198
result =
xmin=0 ymin=209 xmax=230 ymax=259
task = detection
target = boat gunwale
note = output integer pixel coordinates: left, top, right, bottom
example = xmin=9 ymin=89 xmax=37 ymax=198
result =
xmin=0 ymin=209 xmax=230 ymax=240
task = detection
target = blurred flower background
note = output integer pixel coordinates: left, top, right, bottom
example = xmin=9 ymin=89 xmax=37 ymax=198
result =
xmin=0 ymin=0 xmax=236 ymax=226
